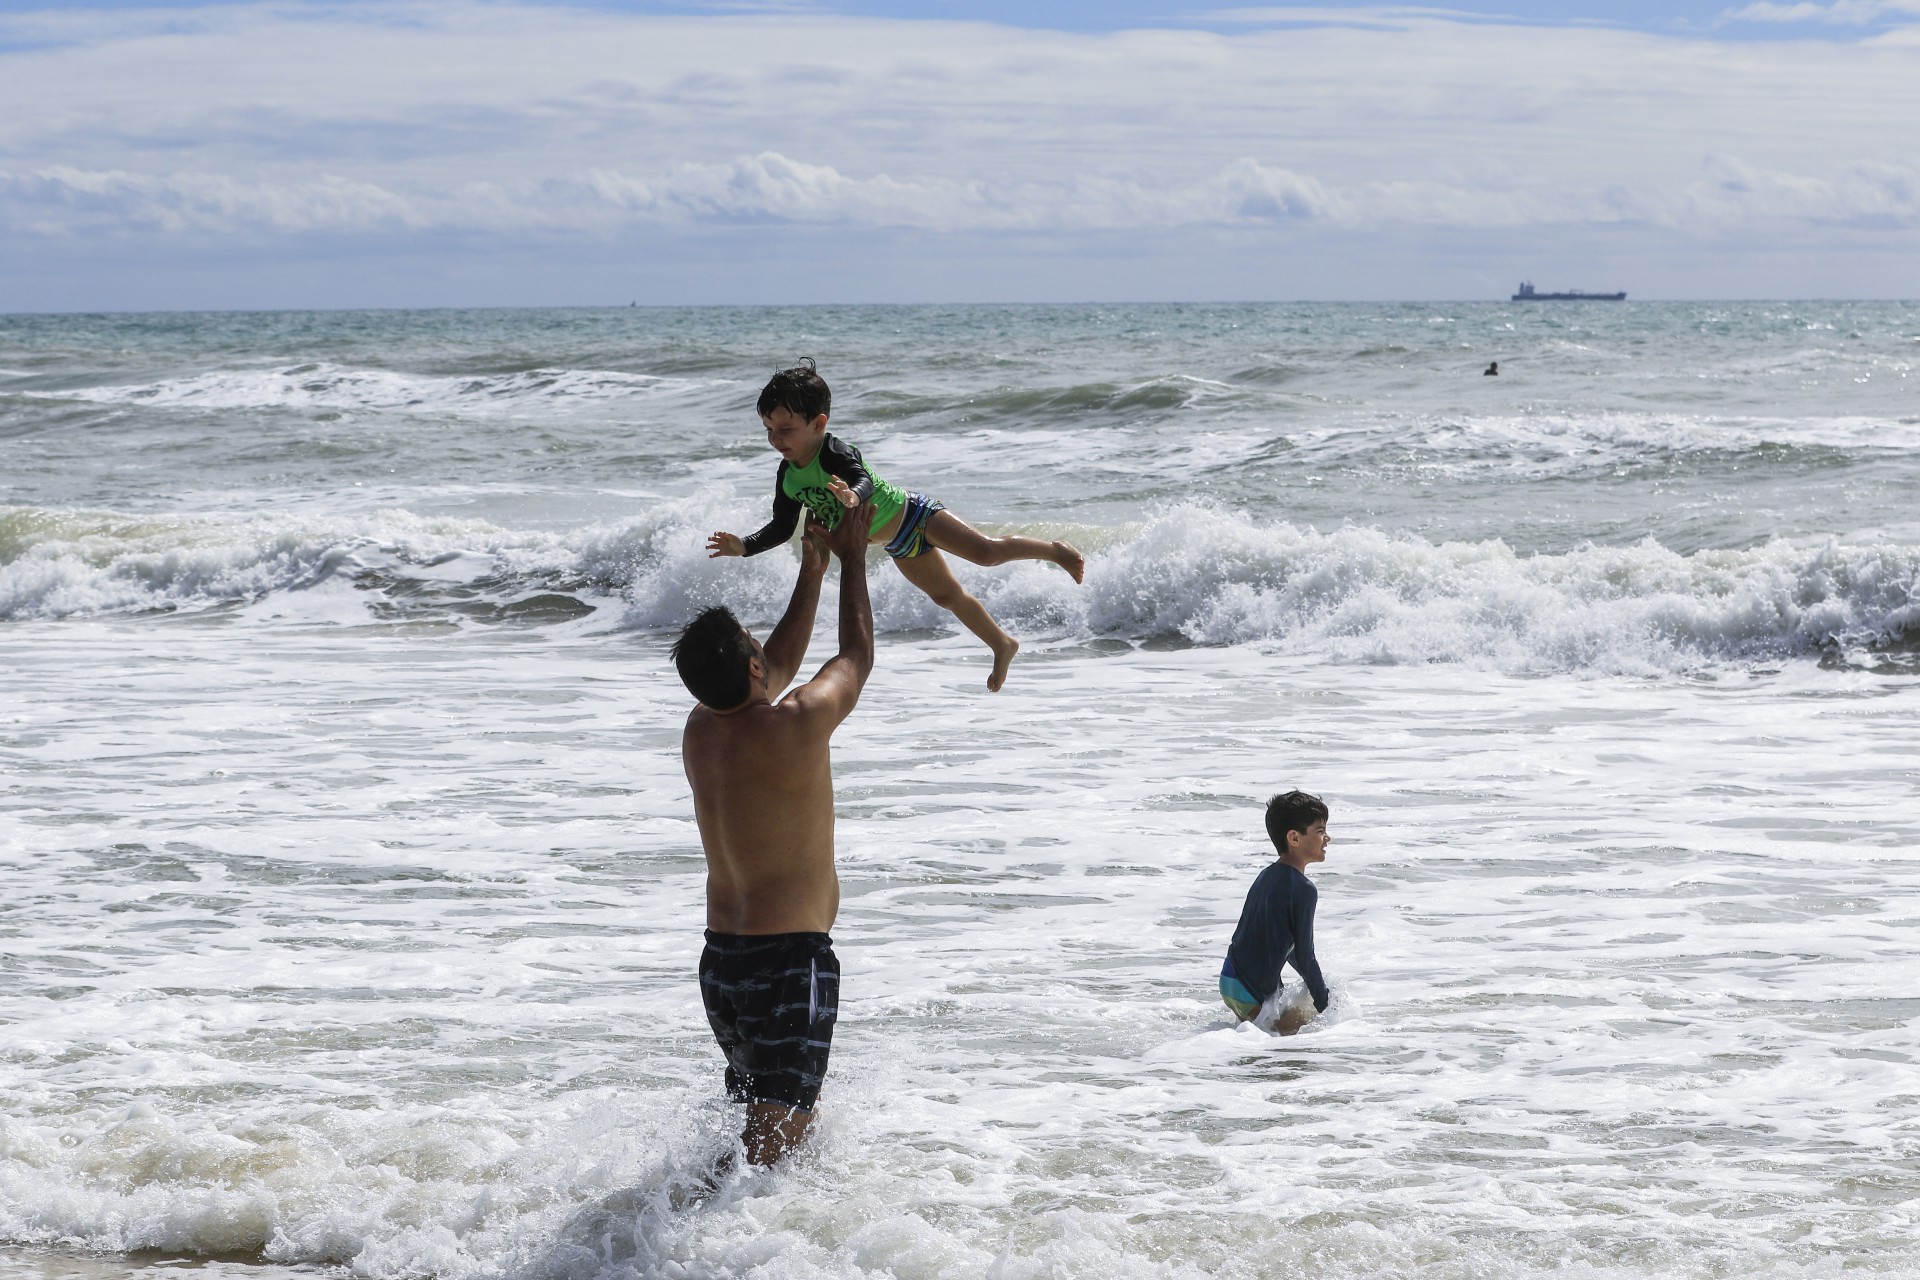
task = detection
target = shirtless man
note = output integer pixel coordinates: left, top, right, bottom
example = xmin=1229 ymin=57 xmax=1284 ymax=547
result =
xmin=671 ymin=501 xmax=875 ymax=1166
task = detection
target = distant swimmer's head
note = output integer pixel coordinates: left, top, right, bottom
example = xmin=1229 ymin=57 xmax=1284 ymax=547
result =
xmin=758 ymin=358 xmax=831 ymax=460
xmin=672 ymin=605 xmax=765 ymax=711
xmin=1265 ymin=789 xmax=1330 ymax=868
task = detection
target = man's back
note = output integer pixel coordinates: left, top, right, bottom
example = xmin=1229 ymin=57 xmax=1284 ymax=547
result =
xmin=684 ymin=697 xmax=841 ymax=935
xmin=677 ymin=504 xmax=873 ymax=939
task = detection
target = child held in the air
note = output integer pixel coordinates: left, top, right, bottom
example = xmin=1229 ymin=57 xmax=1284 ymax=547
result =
xmin=707 ymin=359 xmax=1084 ymax=692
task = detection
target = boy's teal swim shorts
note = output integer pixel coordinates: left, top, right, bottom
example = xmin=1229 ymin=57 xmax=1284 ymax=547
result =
xmin=1219 ymin=956 xmax=1261 ymax=1022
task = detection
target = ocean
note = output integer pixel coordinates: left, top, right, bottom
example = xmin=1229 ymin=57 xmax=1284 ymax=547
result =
xmin=2 ymin=302 xmax=1917 ymax=1280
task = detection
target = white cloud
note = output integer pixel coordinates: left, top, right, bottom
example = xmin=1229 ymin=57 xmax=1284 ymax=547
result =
xmin=1678 ymin=154 xmax=1920 ymax=223
xmin=1212 ymin=159 xmax=1338 ymax=221
xmin=0 ymin=166 xmax=424 ymax=235
xmin=10 ymin=152 xmax=1915 ymax=240
xmin=1 ymin=2 xmax=1917 ymax=302
xmin=1721 ymin=0 xmax=1920 ymax=23
xmin=658 ymin=153 xmax=984 ymax=227
xmin=1193 ymin=6 xmax=1476 ymax=28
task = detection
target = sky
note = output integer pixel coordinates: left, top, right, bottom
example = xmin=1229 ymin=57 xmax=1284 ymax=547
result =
xmin=1 ymin=0 xmax=1917 ymax=310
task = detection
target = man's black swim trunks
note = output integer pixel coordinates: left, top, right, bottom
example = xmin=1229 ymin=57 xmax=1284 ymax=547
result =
xmin=698 ymin=930 xmax=839 ymax=1112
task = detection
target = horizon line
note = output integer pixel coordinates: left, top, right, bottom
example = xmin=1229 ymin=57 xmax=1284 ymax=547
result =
xmin=8 ymin=296 xmax=1920 ymax=318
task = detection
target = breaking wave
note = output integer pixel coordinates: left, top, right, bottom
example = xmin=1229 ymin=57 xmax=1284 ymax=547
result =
xmin=3 ymin=502 xmax=1915 ymax=675
xmin=25 ymin=363 xmax=727 ymax=414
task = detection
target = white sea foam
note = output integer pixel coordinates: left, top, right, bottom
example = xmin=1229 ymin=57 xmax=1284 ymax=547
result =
xmin=1388 ymin=410 xmax=1920 ymax=456
xmin=9 ymin=503 xmax=1912 ymax=675
xmin=0 ymin=506 xmax=571 ymax=622
xmin=1054 ymin=507 xmax=1920 ymax=671
xmin=35 ymin=364 xmax=727 ymax=415
xmin=2 ymin=626 xmax=1916 ymax=1280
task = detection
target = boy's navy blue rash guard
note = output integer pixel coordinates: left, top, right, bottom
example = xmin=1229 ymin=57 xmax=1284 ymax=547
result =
xmin=740 ymin=434 xmax=880 ymax=557
xmin=1227 ymin=862 xmax=1329 ymax=1011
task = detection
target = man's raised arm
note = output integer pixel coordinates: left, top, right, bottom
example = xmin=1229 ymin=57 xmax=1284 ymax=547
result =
xmin=788 ymin=502 xmax=874 ymax=721
xmin=759 ymin=522 xmax=830 ymax=697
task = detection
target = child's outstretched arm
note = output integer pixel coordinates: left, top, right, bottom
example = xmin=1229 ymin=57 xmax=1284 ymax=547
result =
xmin=709 ymin=462 xmax=801 ymax=558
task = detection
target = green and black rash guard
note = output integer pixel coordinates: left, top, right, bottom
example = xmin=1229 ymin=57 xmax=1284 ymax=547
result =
xmin=740 ymin=433 xmax=907 ymax=556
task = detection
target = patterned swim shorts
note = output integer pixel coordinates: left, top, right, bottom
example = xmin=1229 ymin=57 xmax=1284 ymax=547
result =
xmin=699 ymin=930 xmax=840 ymax=1111
xmin=883 ymin=491 xmax=946 ymax=559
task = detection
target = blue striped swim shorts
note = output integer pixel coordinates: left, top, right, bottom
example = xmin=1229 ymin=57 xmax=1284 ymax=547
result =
xmin=883 ymin=491 xmax=946 ymax=559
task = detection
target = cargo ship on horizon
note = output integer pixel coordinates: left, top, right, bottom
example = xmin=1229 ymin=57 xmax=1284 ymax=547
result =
xmin=1512 ymin=281 xmax=1627 ymax=301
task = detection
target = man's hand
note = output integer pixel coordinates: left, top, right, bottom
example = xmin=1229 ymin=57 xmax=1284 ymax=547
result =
xmin=759 ymin=522 xmax=831 ymax=698
xmin=706 ymin=531 xmax=745 ymax=559
xmin=789 ymin=500 xmax=874 ymax=722
xmin=824 ymin=501 xmax=874 ymax=560
xmin=799 ymin=520 xmax=831 ymax=578
xmin=825 ymin=477 xmax=859 ymax=510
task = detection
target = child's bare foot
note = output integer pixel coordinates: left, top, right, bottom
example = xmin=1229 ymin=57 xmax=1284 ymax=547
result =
xmin=987 ymin=634 xmax=1019 ymax=692
xmin=1053 ymin=541 xmax=1085 ymax=584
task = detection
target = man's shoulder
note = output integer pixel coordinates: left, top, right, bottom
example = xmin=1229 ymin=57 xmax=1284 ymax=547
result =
xmin=776 ymin=674 xmax=850 ymax=714
xmin=688 ymin=698 xmax=823 ymax=750
xmin=690 ymin=695 xmax=800 ymax=718
xmin=773 ymin=662 xmax=862 ymax=731
xmin=686 ymin=699 xmax=778 ymax=730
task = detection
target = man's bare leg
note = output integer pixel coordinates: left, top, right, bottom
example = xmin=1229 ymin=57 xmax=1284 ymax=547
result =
xmin=924 ymin=510 xmax=1084 ymax=584
xmin=743 ymin=1101 xmax=815 ymax=1166
xmin=893 ymin=549 xmax=1019 ymax=692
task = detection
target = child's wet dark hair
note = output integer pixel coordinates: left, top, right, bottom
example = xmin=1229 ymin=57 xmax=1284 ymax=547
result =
xmin=757 ymin=357 xmax=831 ymax=422
xmin=1264 ymin=790 xmax=1329 ymax=853
xmin=672 ymin=605 xmax=756 ymax=709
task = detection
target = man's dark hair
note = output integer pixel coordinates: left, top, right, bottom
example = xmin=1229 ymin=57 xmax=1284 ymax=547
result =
xmin=1265 ymin=789 xmax=1329 ymax=854
xmin=756 ymin=357 xmax=831 ymax=422
xmin=671 ymin=606 xmax=756 ymax=709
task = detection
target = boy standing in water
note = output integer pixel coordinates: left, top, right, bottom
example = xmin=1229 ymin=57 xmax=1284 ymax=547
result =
xmin=1221 ymin=790 xmax=1332 ymax=1033
xmin=706 ymin=359 xmax=1085 ymax=692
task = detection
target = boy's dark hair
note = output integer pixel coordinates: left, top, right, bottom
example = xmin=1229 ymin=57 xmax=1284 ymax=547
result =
xmin=757 ymin=357 xmax=831 ymax=422
xmin=671 ymin=605 xmax=756 ymax=709
xmin=1265 ymin=789 xmax=1329 ymax=853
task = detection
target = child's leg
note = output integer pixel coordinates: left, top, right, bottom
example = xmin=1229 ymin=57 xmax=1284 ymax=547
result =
xmin=893 ymin=549 xmax=1020 ymax=692
xmin=922 ymin=510 xmax=1084 ymax=584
